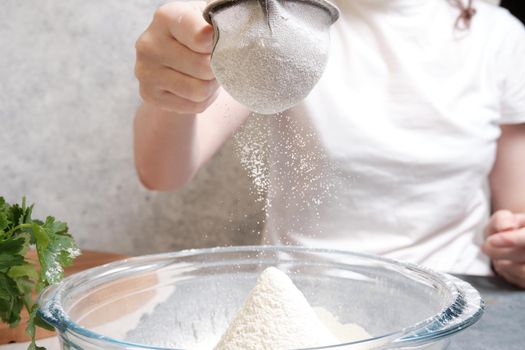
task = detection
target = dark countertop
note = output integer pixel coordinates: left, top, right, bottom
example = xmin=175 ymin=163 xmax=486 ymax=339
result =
xmin=449 ymin=275 xmax=525 ymax=350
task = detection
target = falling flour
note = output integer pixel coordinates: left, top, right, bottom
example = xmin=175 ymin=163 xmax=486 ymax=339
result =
xmin=214 ymin=267 xmax=339 ymax=350
xmin=234 ymin=113 xmax=343 ymax=240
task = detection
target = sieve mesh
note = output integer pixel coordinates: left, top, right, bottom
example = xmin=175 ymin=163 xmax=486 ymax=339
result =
xmin=204 ymin=0 xmax=339 ymax=114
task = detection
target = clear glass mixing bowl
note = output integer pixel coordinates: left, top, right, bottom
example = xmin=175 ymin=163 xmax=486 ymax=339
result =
xmin=37 ymin=246 xmax=484 ymax=349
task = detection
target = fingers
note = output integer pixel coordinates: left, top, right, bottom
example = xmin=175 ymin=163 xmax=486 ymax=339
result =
xmin=137 ymin=65 xmax=218 ymax=102
xmin=482 ymin=221 xmax=525 ymax=289
xmin=140 ymin=84 xmax=220 ymax=114
xmin=485 ymin=210 xmax=520 ymax=236
xmin=493 ymin=261 xmax=525 ymax=289
xmin=485 ymin=228 xmax=525 ymax=248
xmin=136 ymin=32 xmax=214 ymax=81
xmin=155 ymin=2 xmax=214 ymax=54
xmin=482 ymin=244 xmax=525 ymax=262
xmin=160 ymin=37 xmax=215 ymax=81
xmin=517 ymin=213 xmax=525 ymax=227
xmin=135 ymin=1 xmax=218 ymax=114
xmin=482 ymin=227 xmax=525 ymax=266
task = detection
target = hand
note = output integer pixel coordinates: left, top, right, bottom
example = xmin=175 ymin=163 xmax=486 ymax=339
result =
xmin=135 ymin=1 xmax=219 ymax=113
xmin=482 ymin=210 xmax=525 ymax=288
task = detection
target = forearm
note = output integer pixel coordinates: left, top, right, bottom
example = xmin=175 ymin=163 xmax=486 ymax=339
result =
xmin=134 ymin=103 xmax=198 ymax=190
xmin=490 ymin=124 xmax=525 ymax=213
xmin=133 ymin=91 xmax=250 ymax=191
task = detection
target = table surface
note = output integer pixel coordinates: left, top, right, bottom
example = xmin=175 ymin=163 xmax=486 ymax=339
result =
xmin=2 ymin=275 xmax=523 ymax=350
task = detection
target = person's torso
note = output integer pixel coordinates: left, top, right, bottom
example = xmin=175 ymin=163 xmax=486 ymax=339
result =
xmin=263 ymin=0 xmax=514 ymax=275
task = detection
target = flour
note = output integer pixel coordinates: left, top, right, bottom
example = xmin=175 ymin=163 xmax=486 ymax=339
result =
xmin=313 ymin=307 xmax=371 ymax=344
xmin=234 ymin=113 xmax=343 ymax=240
xmin=210 ymin=0 xmax=334 ymax=114
xmin=214 ymin=267 xmax=339 ymax=350
xmin=234 ymin=114 xmax=271 ymax=208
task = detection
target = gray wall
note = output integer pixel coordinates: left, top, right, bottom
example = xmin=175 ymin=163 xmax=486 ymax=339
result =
xmin=0 ymin=0 xmax=264 ymax=255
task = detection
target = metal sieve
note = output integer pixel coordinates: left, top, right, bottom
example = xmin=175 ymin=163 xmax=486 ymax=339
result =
xmin=203 ymin=0 xmax=340 ymax=115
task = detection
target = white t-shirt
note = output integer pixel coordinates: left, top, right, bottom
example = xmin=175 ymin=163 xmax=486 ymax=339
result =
xmin=263 ymin=0 xmax=525 ymax=275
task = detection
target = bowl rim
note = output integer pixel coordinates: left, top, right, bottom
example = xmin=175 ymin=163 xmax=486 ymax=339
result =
xmin=37 ymin=245 xmax=485 ymax=349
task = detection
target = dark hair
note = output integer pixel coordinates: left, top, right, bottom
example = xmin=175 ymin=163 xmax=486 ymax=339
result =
xmin=451 ymin=0 xmax=477 ymax=29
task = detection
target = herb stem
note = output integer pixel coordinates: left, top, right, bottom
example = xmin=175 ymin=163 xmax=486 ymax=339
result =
xmin=6 ymin=223 xmax=33 ymax=237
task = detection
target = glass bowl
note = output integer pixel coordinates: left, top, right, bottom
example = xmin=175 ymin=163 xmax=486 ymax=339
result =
xmin=37 ymin=246 xmax=484 ymax=349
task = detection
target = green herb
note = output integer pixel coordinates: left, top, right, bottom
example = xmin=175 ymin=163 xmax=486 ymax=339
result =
xmin=0 ymin=197 xmax=80 ymax=349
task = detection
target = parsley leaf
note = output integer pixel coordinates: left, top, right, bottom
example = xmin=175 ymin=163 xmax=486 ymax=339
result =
xmin=0 ymin=271 xmax=24 ymax=327
xmin=0 ymin=196 xmax=79 ymax=350
xmin=0 ymin=236 xmax=27 ymax=255
xmin=33 ymin=217 xmax=80 ymax=291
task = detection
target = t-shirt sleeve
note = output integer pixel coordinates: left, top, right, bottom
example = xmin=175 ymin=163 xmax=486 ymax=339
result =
xmin=499 ymin=11 xmax=525 ymax=124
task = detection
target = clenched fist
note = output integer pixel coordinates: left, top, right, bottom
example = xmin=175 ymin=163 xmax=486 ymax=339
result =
xmin=482 ymin=210 xmax=525 ymax=288
xmin=135 ymin=1 xmax=219 ymax=114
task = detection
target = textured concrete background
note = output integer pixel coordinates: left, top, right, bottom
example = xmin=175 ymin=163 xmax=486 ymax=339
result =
xmin=0 ymin=0 xmax=264 ymax=255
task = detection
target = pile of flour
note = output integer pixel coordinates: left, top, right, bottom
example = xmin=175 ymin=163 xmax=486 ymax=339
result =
xmin=214 ymin=267 xmax=338 ymax=350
